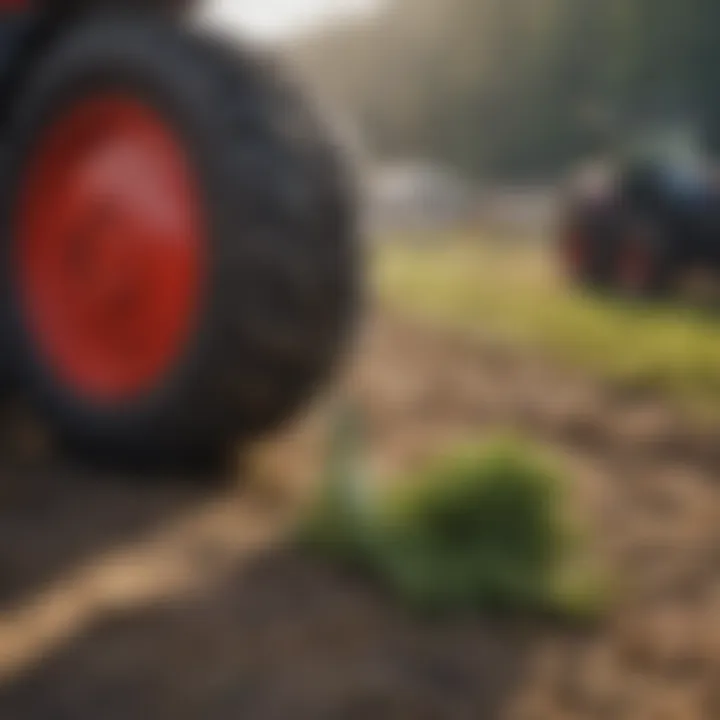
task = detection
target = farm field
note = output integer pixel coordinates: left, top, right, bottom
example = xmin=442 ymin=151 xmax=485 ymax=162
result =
xmin=1 ymin=0 xmax=718 ymax=716
xmin=0 ymin=252 xmax=718 ymax=718
xmin=378 ymin=235 xmax=720 ymax=419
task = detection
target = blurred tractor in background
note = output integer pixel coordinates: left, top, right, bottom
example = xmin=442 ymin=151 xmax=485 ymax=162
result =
xmin=0 ymin=0 xmax=357 ymax=469
xmin=561 ymin=135 xmax=720 ymax=299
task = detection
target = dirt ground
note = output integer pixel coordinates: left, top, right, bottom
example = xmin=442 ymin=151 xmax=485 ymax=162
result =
xmin=0 ymin=308 xmax=718 ymax=719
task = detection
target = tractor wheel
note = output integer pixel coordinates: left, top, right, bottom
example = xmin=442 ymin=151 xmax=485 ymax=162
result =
xmin=560 ymin=202 xmax=614 ymax=291
xmin=614 ymin=219 xmax=672 ymax=299
xmin=0 ymin=15 xmax=358 ymax=469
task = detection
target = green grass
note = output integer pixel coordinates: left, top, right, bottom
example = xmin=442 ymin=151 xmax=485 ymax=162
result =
xmin=377 ymin=236 xmax=720 ymax=416
xmin=301 ymin=410 xmax=603 ymax=619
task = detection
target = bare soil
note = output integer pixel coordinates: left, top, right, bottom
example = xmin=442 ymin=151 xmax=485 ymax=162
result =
xmin=0 ymin=308 xmax=717 ymax=719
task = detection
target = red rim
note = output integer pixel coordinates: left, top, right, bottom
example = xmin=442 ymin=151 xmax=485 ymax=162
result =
xmin=17 ymin=94 xmax=204 ymax=402
xmin=618 ymin=236 xmax=653 ymax=294
xmin=564 ymin=225 xmax=587 ymax=277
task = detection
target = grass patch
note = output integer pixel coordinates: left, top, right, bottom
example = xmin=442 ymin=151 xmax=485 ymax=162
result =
xmin=301 ymin=411 xmax=603 ymax=619
xmin=377 ymin=237 xmax=720 ymax=416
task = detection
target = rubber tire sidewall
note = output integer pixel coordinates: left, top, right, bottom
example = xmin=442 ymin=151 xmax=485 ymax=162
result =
xmin=0 ymin=15 xmax=348 ymax=463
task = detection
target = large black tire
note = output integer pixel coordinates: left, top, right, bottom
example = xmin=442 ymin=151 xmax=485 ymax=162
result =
xmin=0 ymin=14 xmax=359 ymax=469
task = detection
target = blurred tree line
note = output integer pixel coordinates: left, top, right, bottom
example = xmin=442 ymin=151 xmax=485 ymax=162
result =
xmin=290 ymin=0 xmax=720 ymax=180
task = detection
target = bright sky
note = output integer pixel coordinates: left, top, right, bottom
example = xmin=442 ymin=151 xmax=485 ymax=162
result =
xmin=204 ymin=0 xmax=378 ymax=39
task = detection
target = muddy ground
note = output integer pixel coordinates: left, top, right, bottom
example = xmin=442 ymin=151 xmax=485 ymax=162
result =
xmin=0 ymin=309 xmax=717 ymax=719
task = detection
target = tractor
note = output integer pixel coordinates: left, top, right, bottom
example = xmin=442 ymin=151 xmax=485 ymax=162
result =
xmin=561 ymin=153 xmax=720 ymax=298
xmin=0 ymin=0 xmax=358 ymax=468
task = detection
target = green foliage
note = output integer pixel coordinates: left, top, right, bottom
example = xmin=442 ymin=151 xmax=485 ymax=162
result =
xmin=301 ymin=427 xmax=603 ymax=619
xmin=376 ymin=441 xmax=577 ymax=613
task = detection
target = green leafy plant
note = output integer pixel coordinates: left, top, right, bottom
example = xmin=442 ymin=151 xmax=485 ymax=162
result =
xmin=301 ymin=423 xmax=605 ymax=619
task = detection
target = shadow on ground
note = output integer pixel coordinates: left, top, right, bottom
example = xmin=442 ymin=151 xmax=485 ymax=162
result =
xmin=0 ymin=460 xmax=218 ymax=613
xmin=0 ymin=548 xmax=539 ymax=720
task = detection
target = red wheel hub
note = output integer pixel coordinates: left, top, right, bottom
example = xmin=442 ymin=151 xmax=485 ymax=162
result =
xmin=17 ymin=95 xmax=204 ymax=402
xmin=565 ymin=227 xmax=587 ymax=274
xmin=619 ymin=236 xmax=653 ymax=293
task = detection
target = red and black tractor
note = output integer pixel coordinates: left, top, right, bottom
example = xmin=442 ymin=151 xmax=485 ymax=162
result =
xmin=0 ymin=1 xmax=358 ymax=468
xmin=561 ymin=156 xmax=720 ymax=299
